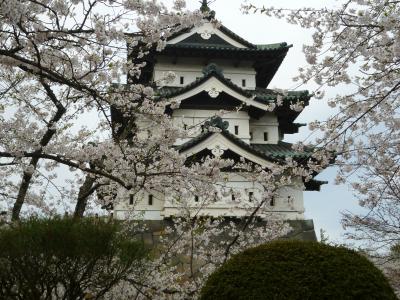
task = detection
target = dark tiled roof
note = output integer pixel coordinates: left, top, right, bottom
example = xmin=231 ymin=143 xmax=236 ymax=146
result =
xmin=304 ymin=179 xmax=329 ymax=192
xmin=176 ymin=131 xmax=212 ymax=152
xmin=159 ymin=44 xmax=290 ymax=88
xmin=177 ymin=129 xmax=312 ymax=163
xmin=156 ymin=67 xmax=311 ymax=106
xmin=251 ymin=142 xmax=311 ymax=159
xmin=253 ymin=88 xmax=310 ymax=102
xmin=177 ymin=130 xmax=326 ymax=190
xmin=165 ymin=42 xmax=289 ymax=53
xmin=256 ymin=43 xmax=290 ymax=50
xmin=218 ymin=24 xmax=256 ymax=48
xmin=165 ymin=16 xmax=287 ymax=51
xmin=208 ymin=24 xmax=290 ymax=50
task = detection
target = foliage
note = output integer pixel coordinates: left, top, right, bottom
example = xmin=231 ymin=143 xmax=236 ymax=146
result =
xmin=200 ymin=240 xmax=397 ymax=300
xmin=0 ymin=217 xmax=145 ymax=299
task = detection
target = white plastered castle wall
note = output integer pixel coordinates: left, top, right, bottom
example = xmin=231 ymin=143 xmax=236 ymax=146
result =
xmin=114 ymin=190 xmax=164 ymax=220
xmin=249 ymin=113 xmax=280 ymax=144
xmin=114 ymin=173 xmax=305 ymax=220
xmin=154 ymin=56 xmax=256 ymax=89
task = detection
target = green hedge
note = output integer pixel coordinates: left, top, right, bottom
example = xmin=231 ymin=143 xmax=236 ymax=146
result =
xmin=201 ymin=241 xmax=396 ymax=300
xmin=0 ymin=217 xmax=146 ymax=299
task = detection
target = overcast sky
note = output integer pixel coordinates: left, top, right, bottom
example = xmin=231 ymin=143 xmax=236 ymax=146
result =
xmin=173 ymin=0 xmax=363 ymax=243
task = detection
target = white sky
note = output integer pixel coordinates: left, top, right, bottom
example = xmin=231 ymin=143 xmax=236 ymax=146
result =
xmin=175 ymin=0 xmax=363 ymax=243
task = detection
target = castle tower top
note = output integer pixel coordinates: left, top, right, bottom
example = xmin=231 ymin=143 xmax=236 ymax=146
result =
xmin=200 ymin=0 xmax=211 ymax=13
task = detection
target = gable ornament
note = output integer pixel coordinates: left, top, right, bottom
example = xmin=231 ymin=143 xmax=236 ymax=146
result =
xmin=206 ymin=87 xmax=221 ymax=98
xmin=208 ymin=144 xmax=228 ymax=158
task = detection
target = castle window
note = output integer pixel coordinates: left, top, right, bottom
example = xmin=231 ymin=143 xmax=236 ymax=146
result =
xmin=242 ymin=79 xmax=246 ymax=87
xmin=250 ymin=132 xmax=253 ymax=140
xmin=264 ymin=132 xmax=269 ymax=141
xmin=249 ymin=192 xmax=254 ymax=202
xmin=180 ymin=76 xmax=184 ymax=84
xmin=129 ymin=195 xmax=134 ymax=205
xmin=234 ymin=125 xmax=239 ymax=135
xmin=183 ymin=123 xmax=187 ymax=130
xmin=148 ymin=194 xmax=153 ymax=206
xmin=270 ymin=198 xmax=275 ymax=206
xmin=231 ymin=194 xmax=235 ymax=201
xmin=194 ymin=195 xmax=199 ymax=202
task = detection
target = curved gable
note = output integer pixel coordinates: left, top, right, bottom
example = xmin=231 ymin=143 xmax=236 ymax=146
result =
xmin=167 ymin=23 xmax=249 ymax=49
xmin=180 ymin=132 xmax=276 ymax=168
xmin=169 ymin=76 xmax=272 ymax=111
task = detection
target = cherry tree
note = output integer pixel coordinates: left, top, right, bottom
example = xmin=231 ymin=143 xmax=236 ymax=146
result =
xmin=0 ymin=0 xmax=205 ymax=219
xmin=0 ymin=1 xmax=304 ymax=298
xmin=244 ymin=0 xmax=400 ymax=290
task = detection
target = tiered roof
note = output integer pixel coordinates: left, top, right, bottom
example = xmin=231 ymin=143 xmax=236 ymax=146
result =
xmin=128 ymin=2 xmax=325 ymax=190
xmin=177 ymin=123 xmax=310 ymax=162
xmin=157 ymin=64 xmax=310 ymax=135
xmin=158 ymin=64 xmax=309 ymax=104
xmin=163 ymin=36 xmax=290 ymax=88
xmin=176 ymin=116 xmax=326 ymax=191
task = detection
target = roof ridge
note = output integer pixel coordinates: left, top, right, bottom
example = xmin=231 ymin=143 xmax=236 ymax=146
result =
xmin=165 ymin=43 xmax=289 ymax=52
xmin=218 ymin=24 xmax=255 ymax=48
xmin=255 ymin=42 xmax=290 ymax=50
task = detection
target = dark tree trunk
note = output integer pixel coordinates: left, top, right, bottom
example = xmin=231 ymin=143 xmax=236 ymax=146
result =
xmin=11 ymin=157 xmax=40 ymax=220
xmin=73 ymin=175 xmax=97 ymax=219
xmin=11 ymin=81 xmax=66 ymax=221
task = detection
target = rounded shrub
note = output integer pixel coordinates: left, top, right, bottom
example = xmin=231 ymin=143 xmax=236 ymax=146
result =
xmin=201 ymin=240 xmax=397 ymax=300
